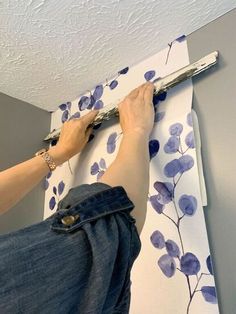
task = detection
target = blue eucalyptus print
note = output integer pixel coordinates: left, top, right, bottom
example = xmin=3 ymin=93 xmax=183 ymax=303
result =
xmin=158 ymin=254 xmax=176 ymax=278
xmin=185 ymin=131 xmax=195 ymax=148
xmin=49 ymin=196 xmax=56 ymax=210
xmin=44 ymin=171 xmax=52 ymax=191
xmin=150 ymin=230 xmax=165 ymax=249
xmin=58 ymin=102 xmax=73 ymax=123
xmin=93 ymin=100 xmax=104 ymax=110
xmin=201 ymin=286 xmax=217 ymax=304
xmin=149 ymin=114 xmax=217 ymax=313
xmin=90 ymin=158 xmax=107 ymax=181
xmin=153 ymin=91 xmax=167 ymax=107
xmin=149 ymin=139 xmax=160 ymax=160
xmin=155 ymin=111 xmax=165 ymax=122
xmin=109 ymin=80 xmax=118 ymax=90
xmin=93 ymin=85 xmax=103 ymax=100
xmin=49 ymin=180 xmax=65 ymax=210
xmin=106 ymin=132 xmax=122 ymax=154
xmin=78 ymin=96 xmax=91 ymax=111
xmin=187 ymin=112 xmax=193 ymax=127
xmin=118 ymin=67 xmax=129 ymax=75
xmin=144 ymin=70 xmax=156 ymax=81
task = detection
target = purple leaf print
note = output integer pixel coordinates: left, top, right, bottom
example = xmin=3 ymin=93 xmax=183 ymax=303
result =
xmin=87 ymin=95 xmax=96 ymax=109
xmin=44 ymin=178 xmax=49 ymax=190
xmin=178 ymin=194 xmax=197 ymax=216
xmin=118 ymin=67 xmax=129 ymax=74
xmin=154 ymin=111 xmax=165 ymax=122
xmin=144 ymin=70 xmax=156 ymax=81
xmin=97 ymin=170 xmax=105 ymax=180
xmin=185 ymin=131 xmax=195 ymax=148
xmin=175 ymin=35 xmax=186 ymax=42
xmin=49 ymin=196 xmax=56 ymax=210
xmin=150 ymin=230 xmax=165 ymax=249
xmin=78 ymin=96 xmax=90 ymax=111
xmin=59 ymin=103 xmax=67 ymax=111
xmin=69 ymin=111 xmax=81 ymax=120
xmin=164 ymin=159 xmax=181 ymax=178
xmin=149 ymin=139 xmax=160 ymax=159
xmin=165 ymin=240 xmax=180 ymax=258
xmin=179 ymin=155 xmax=194 ymax=173
xmin=99 ymin=158 xmax=106 ymax=169
xmin=109 ymin=80 xmax=118 ymax=90
xmin=154 ymin=181 xmax=173 ymax=201
xmin=58 ymin=181 xmax=65 ymax=196
xmin=158 ymin=254 xmax=176 ymax=278
xmin=201 ymin=286 xmax=217 ymax=304
xmin=206 ymin=255 xmax=213 ymax=275
xmin=156 ymin=193 xmax=172 ymax=205
xmin=47 ymin=172 xmax=52 ymax=179
xmin=61 ymin=110 xmax=69 ymax=123
xmin=153 ymin=94 xmax=160 ymax=106
xmin=53 ymin=186 xmax=57 ymax=195
xmin=91 ymin=162 xmax=99 ymax=175
xmin=107 ymin=132 xmax=117 ymax=154
xmin=93 ymin=85 xmax=103 ymax=100
xmin=94 ymin=100 xmax=104 ymax=109
xmin=158 ymin=91 xmax=167 ymax=101
xmin=169 ymin=123 xmax=183 ymax=136
xmin=164 ymin=136 xmax=179 ymax=153
xmin=180 ymin=253 xmax=200 ymax=275
xmin=149 ymin=195 xmax=164 ymax=214
xmin=67 ymin=102 xmax=72 ymax=110
xmin=187 ymin=112 xmax=193 ymax=127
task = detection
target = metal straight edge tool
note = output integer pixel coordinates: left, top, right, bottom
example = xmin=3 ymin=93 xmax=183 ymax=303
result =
xmin=44 ymin=51 xmax=219 ymax=143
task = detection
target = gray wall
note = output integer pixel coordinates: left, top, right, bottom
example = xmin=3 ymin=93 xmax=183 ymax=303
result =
xmin=0 ymin=92 xmax=51 ymax=234
xmin=188 ymin=8 xmax=236 ymax=314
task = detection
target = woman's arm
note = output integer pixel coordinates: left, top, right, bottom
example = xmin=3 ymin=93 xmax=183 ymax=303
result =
xmin=0 ymin=147 xmax=67 ymax=215
xmin=99 ymin=82 xmax=155 ymax=235
xmin=0 ymin=110 xmax=99 ymax=215
xmin=99 ymin=131 xmax=150 ymax=235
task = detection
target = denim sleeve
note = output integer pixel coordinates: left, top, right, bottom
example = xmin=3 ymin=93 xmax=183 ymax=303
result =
xmin=0 ymin=182 xmax=141 ymax=314
xmin=50 ymin=182 xmax=142 ymax=314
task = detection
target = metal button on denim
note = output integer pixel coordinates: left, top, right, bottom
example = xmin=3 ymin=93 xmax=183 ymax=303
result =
xmin=61 ymin=214 xmax=80 ymax=226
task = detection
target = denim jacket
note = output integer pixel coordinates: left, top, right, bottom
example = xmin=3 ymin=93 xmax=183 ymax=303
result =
xmin=0 ymin=182 xmax=141 ymax=313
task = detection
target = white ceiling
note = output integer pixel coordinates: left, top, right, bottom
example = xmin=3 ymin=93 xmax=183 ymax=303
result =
xmin=0 ymin=1 xmax=235 ymax=112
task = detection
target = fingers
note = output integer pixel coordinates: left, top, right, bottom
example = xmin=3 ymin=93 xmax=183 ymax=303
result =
xmin=79 ymin=109 xmax=100 ymax=127
xmin=127 ymin=82 xmax=150 ymax=100
xmin=143 ymin=82 xmax=154 ymax=105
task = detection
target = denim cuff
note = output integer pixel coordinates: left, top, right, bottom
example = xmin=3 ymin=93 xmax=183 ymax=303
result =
xmin=50 ymin=182 xmax=135 ymax=233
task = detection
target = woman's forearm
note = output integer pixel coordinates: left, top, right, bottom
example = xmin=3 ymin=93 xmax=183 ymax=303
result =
xmin=99 ymin=131 xmax=150 ymax=234
xmin=0 ymin=147 xmax=67 ymax=215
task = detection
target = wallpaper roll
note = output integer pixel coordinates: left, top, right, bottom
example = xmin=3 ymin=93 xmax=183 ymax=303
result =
xmin=44 ymin=38 xmax=219 ymax=314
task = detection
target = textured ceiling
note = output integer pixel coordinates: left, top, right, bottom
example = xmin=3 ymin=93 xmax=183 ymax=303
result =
xmin=0 ymin=1 xmax=235 ymax=111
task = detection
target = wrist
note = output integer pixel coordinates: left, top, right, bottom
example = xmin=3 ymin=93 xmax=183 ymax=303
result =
xmin=122 ymin=129 xmax=149 ymax=140
xmin=48 ymin=146 xmax=69 ymax=166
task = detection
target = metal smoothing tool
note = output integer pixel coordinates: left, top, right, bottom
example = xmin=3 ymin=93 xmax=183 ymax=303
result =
xmin=44 ymin=51 xmax=219 ymax=143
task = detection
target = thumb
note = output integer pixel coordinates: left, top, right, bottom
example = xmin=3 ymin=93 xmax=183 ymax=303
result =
xmin=82 ymin=109 xmax=100 ymax=126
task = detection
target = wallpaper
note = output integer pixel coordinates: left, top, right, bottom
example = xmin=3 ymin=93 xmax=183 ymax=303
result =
xmin=43 ymin=38 xmax=219 ymax=314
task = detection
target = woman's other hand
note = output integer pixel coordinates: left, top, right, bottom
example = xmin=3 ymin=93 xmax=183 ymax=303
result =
xmin=49 ymin=110 xmax=99 ymax=164
xmin=118 ymin=82 xmax=155 ymax=137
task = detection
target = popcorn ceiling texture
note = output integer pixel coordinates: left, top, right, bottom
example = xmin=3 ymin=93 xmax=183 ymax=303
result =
xmin=0 ymin=0 xmax=235 ymax=111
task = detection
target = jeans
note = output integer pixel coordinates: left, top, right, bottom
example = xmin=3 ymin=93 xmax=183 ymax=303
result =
xmin=0 ymin=182 xmax=141 ymax=314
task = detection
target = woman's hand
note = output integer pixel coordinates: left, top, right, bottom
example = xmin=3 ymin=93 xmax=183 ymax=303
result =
xmin=49 ymin=110 xmax=99 ymax=164
xmin=118 ymin=82 xmax=155 ymax=137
